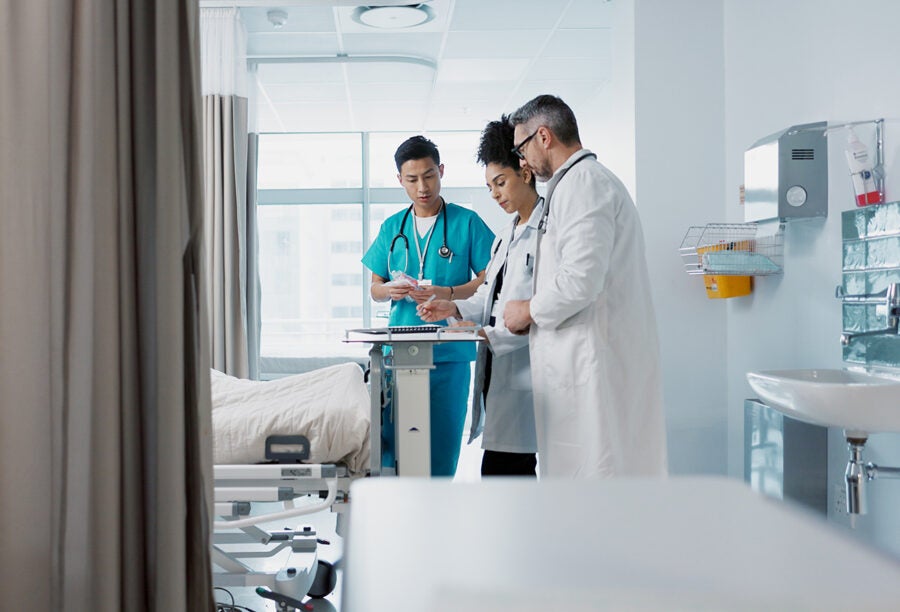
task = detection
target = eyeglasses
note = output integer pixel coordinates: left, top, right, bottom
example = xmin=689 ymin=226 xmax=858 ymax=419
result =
xmin=511 ymin=129 xmax=539 ymax=160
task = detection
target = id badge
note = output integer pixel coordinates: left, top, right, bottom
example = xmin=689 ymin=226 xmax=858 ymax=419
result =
xmin=418 ymin=279 xmax=432 ymax=287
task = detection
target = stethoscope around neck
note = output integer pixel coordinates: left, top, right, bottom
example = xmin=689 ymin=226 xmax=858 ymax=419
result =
xmin=388 ymin=200 xmax=452 ymax=272
xmin=537 ymin=152 xmax=597 ymax=235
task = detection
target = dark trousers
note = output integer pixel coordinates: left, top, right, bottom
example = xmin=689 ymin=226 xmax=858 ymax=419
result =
xmin=481 ymin=449 xmax=537 ymax=477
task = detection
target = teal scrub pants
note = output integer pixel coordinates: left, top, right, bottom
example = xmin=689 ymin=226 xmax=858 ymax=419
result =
xmin=382 ymin=361 xmax=471 ymax=477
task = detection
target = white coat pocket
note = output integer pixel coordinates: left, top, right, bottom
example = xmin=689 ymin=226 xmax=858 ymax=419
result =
xmin=543 ymin=322 xmax=593 ymax=388
xmin=507 ymin=346 xmax=533 ymax=391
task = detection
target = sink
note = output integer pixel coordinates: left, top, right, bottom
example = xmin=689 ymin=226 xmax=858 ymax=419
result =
xmin=746 ymin=368 xmax=900 ymax=436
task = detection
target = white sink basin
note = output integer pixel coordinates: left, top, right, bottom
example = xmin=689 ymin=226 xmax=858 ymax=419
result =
xmin=746 ymin=368 xmax=900 ymax=436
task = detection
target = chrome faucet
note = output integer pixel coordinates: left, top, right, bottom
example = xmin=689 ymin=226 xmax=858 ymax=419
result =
xmin=839 ymin=282 xmax=900 ymax=346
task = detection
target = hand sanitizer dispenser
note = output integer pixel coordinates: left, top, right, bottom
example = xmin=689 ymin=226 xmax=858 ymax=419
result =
xmin=744 ymin=121 xmax=828 ymax=222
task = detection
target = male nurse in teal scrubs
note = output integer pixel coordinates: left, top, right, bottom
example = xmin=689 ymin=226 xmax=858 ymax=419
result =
xmin=363 ymin=135 xmax=495 ymax=476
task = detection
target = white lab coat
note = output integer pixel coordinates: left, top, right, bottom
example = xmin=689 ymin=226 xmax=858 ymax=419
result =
xmin=455 ymin=199 xmax=543 ymax=453
xmin=528 ymin=150 xmax=667 ymax=478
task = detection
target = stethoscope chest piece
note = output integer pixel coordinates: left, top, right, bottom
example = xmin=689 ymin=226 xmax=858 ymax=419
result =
xmin=389 ymin=201 xmax=453 ymax=269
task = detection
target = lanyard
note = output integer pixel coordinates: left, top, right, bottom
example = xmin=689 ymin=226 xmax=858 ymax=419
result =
xmin=490 ymin=196 xmax=543 ymax=304
xmin=389 ymin=201 xmax=450 ymax=275
xmin=412 ymin=213 xmax=437 ymax=281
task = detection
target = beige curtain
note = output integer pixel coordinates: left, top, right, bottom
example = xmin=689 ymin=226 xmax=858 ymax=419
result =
xmin=201 ymin=7 xmax=255 ymax=379
xmin=0 ymin=1 xmax=214 ymax=610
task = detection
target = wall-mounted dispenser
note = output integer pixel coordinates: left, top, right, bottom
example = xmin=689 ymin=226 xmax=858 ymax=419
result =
xmin=744 ymin=121 xmax=828 ymax=222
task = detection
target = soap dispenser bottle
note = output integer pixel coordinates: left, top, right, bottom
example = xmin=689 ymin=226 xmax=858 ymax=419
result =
xmin=845 ymin=128 xmax=883 ymax=206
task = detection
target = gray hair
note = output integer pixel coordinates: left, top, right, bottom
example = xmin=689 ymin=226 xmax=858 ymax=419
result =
xmin=508 ymin=94 xmax=581 ymax=147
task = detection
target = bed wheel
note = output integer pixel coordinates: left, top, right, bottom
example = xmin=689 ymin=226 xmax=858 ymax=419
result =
xmin=307 ymin=559 xmax=337 ymax=599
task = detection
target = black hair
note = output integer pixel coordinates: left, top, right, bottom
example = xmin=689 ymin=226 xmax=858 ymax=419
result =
xmin=476 ymin=115 xmax=536 ymax=187
xmin=509 ymin=94 xmax=581 ymax=147
xmin=394 ymin=135 xmax=440 ymax=172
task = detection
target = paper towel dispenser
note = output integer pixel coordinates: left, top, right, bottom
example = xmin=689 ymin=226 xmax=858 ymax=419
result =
xmin=744 ymin=121 xmax=828 ymax=222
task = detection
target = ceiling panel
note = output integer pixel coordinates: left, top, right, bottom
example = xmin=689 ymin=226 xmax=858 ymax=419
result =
xmin=240 ymin=6 xmax=336 ymax=33
xmin=348 ymin=81 xmax=433 ymax=102
xmin=436 ymin=58 xmax=529 ymax=83
xmin=341 ymin=32 xmax=443 ymax=58
xmin=256 ymin=62 xmax=344 ymax=84
xmin=442 ymin=30 xmax=544 ymax=59
xmin=559 ymin=0 xmax=616 ymax=29
xmin=273 ymin=102 xmax=354 ymax=132
xmin=344 ymin=61 xmax=435 ymax=84
xmin=223 ymin=0 xmax=618 ymax=133
xmin=355 ymin=104 xmax=428 ymax=131
xmin=425 ymin=99 xmax=512 ymax=130
xmin=247 ymin=32 xmax=339 ymax=56
xmin=543 ymin=29 xmax=612 ymax=59
xmin=529 ymin=57 xmax=611 ymax=81
xmin=431 ymin=80 xmax=519 ymax=102
xmin=449 ymin=0 xmax=568 ymax=31
xmin=263 ymin=82 xmax=347 ymax=103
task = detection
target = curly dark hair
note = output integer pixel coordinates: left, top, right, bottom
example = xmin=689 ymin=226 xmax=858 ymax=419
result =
xmin=476 ymin=114 xmax=520 ymax=170
xmin=476 ymin=115 xmax=536 ymax=187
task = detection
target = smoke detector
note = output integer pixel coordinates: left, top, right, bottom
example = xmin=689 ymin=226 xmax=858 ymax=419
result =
xmin=267 ymin=9 xmax=288 ymax=29
xmin=352 ymin=4 xmax=435 ymax=29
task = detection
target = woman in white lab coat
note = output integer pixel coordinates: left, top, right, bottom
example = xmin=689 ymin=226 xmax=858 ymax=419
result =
xmin=419 ymin=117 xmax=542 ymax=476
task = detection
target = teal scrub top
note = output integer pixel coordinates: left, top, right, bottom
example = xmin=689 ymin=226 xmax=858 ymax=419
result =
xmin=362 ymin=202 xmax=495 ymax=362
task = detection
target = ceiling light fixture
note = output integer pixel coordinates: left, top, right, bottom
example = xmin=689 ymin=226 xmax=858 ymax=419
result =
xmin=267 ymin=9 xmax=288 ymax=29
xmin=352 ymin=4 xmax=435 ymax=29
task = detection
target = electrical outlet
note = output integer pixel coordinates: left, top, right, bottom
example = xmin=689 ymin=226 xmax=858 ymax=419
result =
xmin=834 ymin=483 xmax=847 ymax=515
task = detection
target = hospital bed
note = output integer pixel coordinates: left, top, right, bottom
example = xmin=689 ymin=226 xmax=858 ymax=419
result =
xmin=211 ymin=328 xmax=481 ymax=610
xmin=211 ymin=362 xmax=368 ymax=611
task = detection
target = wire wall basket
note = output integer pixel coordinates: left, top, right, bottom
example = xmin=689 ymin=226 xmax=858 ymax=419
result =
xmin=679 ymin=222 xmax=784 ymax=276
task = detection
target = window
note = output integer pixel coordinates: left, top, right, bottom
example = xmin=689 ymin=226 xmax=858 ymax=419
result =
xmin=331 ymin=241 xmax=362 ymax=254
xmin=332 ymin=208 xmax=361 ymax=221
xmin=256 ymin=131 xmax=496 ymax=371
xmin=331 ymin=273 xmax=362 ymax=286
xmin=257 ymin=201 xmax=368 ymax=359
xmin=331 ymin=305 xmax=363 ymax=318
xmin=257 ymin=133 xmax=362 ymax=189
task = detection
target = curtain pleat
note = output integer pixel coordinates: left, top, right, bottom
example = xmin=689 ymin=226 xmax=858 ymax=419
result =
xmin=246 ymin=133 xmax=261 ymax=380
xmin=0 ymin=1 xmax=214 ymax=610
xmin=0 ymin=1 xmax=68 ymax=608
xmin=203 ymin=94 xmax=251 ymax=378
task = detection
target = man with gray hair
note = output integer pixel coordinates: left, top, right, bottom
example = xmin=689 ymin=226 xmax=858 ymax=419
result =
xmin=503 ymin=94 xmax=667 ymax=479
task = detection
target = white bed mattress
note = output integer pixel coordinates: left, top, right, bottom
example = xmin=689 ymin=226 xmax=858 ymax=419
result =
xmin=211 ymin=362 xmax=371 ymax=474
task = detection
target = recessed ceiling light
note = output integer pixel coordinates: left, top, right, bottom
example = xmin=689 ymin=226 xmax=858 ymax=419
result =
xmin=352 ymin=4 xmax=435 ymax=29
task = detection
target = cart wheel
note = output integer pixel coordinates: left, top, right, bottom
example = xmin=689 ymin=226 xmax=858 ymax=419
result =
xmin=307 ymin=559 xmax=337 ymax=599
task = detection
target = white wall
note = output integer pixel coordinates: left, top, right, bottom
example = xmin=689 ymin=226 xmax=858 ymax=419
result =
xmin=583 ymin=0 xmax=636 ymax=196
xmin=631 ymin=0 xmax=729 ymax=474
xmin=613 ymin=0 xmax=900 ymax=556
xmin=722 ymin=0 xmax=900 ymax=556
